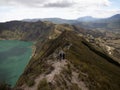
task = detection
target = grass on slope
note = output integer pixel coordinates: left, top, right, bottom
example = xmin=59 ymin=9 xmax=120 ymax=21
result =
xmin=16 ymin=31 xmax=120 ymax=90
xmin=64 ymin=31 xmax=120 ymax=90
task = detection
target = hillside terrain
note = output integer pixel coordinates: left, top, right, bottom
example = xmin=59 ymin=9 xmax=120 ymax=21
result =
xmin=73 ymin=14 xmax=119 ymax=32
xmin=23 ymin=14 xmax=120 ymax=32
xmin=22 ymin=15 xmax=120 ymax=60
xmin=0 ymin=21 xmax=74 ymax=41
xmin=0 ymin=20 xmax=120 ymax=90
xmin=15 ymin=31 xmax=120 ymax=90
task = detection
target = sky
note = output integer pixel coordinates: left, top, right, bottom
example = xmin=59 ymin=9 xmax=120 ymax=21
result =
xmin=0 ymin=0 xmax=120 ymax=22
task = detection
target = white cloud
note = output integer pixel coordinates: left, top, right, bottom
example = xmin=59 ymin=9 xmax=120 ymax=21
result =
xmin=0 ymin=0 xmax=120 ymax=22
xmin=0 ymin=0 xmax=110 ymax=8
xmin=43 ymin=0 xmax=75 ymax=8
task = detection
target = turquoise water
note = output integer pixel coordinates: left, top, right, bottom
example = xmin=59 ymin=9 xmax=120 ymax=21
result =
xmin=0 ymin=40 xmax=33 ymax=87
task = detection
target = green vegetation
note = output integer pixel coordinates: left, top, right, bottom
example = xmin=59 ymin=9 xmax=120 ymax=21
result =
xmin=70 ymin=84 xmax=81 ymax=90
xmin=27 ymin=79 xmax=35 ymax=87
xmin=0 ymin=21 xmax=74 ymax=41
xmin=0 ymin=83 xmax=11 ymax=90
xmin=16 ymin=61 xmax=51 ymax=86
xmin=0 ymin=19 xmax=120 ymax=90
xmin=0 ymin=21 xmax=55 ymax=41
xmin=64 ymin=31 xmax=120 ymax=90
xmin=13 ymin=28 xmax=120 ymax=90
xmin=37 ymin=78 xmax=51 ymax=90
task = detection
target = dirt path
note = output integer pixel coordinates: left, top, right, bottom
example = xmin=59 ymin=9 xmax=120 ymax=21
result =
xmin=22 ymin=59 xmax=67 ymax=90
xmin=21 ymin=59 xmax=88 ymax=90
xmin=72 ymin=72 xmax=88 ymax=90
xmin=46 ymin=60 xmax=67 ymax=82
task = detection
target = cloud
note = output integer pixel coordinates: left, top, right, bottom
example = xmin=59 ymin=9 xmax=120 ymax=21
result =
xmin=0 ymin=0 xmax=120 ymax=22
xmin=0 ymin=0 xmax=111 ymax=8
xmin=43 ymin=1 xmax=75 ymax=8
xmin=0 ymin=0 xmax=74 ymax=8
xmin=0 ymin=0 xmax=46 ymax=7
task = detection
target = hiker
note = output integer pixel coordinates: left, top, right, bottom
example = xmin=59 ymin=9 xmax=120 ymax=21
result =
xmin=59 ymin=50 xmax=65 ymax=60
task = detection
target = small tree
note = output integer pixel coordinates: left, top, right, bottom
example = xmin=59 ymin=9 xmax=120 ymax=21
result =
xmin=0 ymin=83 xmax=11 ymax=90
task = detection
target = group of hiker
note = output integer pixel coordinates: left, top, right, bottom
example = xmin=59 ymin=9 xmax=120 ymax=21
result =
xmin=59 ymin=50 xmax=65 ymax=61
xmin=53 ymin=43 xmax=72 ymax=61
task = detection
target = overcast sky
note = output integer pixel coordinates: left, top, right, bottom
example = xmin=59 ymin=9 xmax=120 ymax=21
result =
xmin=0 ymin=0 xmax=120 ymax=22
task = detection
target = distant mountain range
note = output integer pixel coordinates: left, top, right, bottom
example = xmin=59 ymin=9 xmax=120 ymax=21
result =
xmin=23 ymin=14 xmax=120 ymax=32
xmin=23 ymin=16 xmax=99 ymax=23
xmin=23 ymin=18 xmax=78 ymax=24
xmin=76 ymin=14 xmax=120 ymax=32
xmin=77 ymin=16 xmax=99 ymax=22
xmin=23 ymin=14 xmax=120 ymax=23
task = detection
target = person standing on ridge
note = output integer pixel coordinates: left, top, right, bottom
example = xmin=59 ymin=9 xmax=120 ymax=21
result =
xmin=59 ymin=50 xmax=65 ymax=61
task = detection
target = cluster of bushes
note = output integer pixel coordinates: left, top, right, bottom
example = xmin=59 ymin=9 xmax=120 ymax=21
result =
xmin=0 ymin=83 xmax=11 ymax=90
xmin=37 ymin=78 xmax=51 ymax=90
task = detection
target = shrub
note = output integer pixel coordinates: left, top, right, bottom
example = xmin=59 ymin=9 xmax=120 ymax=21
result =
xmin=0 ymin=83 xmax=11 ymax=90
xmin=37 ymin=78 xmax=51 ymax=90
xmin=27 ymin=79 xmax=35 ymax=87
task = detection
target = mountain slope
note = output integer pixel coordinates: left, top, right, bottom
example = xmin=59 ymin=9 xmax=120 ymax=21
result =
xmin=0 ymin=21 xmax=75 ymax=41
xmin=23 ymin=18 xmax=78 ymax=24
xmin=0 ymin=21 xmax=56 ymax=41
xmin=16 ymin=31 xmax=120 ymax=90
xmin=77 ymin=16 xmax=99 ymax=22
xmin=75 ymin=14 xmax=120 ymax=32
xmin=22 ymin=14 xmax=120 ymax=32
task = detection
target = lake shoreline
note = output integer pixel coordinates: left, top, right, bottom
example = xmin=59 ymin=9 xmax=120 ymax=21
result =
xmin=31 ymin=45 xmax=36 ymax=58
xmin=0 ymin=40 xmax=33 ymax=87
